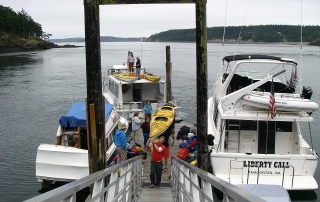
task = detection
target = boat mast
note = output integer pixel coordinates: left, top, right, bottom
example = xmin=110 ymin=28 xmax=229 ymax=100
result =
xmin=237 ymin=9 xmax=247 ymax=45
xmin=220 ymin=0 xmax=228 ymax=76
xmin=299 ymin=0 xmax=303 ymax=93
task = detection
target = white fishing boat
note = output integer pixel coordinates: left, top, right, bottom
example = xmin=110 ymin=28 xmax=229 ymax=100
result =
xmin=35 ymin=102 xmax=128 ymax=185
xmin=102 ymin=63 xmax=182 ymax=123
xmin=208 ymin=54 xmax=319 ymax=190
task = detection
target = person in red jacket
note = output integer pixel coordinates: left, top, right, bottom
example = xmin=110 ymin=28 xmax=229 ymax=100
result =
xmin=150 ymin=136 xmax=165 ymax=189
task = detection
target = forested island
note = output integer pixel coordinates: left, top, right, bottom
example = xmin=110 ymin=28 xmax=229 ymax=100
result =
xmin=1 ymin=4 xmax=320 ymax=52
xmin=148 ymin=25 xmax=320 ymax=44
xmin=0 ymin=5 xmax=60 ymax=52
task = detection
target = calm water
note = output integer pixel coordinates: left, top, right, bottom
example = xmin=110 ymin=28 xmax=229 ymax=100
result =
xmin=0 ymin=42 xmax=319 ymax=201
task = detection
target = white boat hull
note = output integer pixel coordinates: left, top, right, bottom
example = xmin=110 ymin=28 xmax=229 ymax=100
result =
xmin=36 ymin=144 xmax=89 ymax=182
xmin=36 ymin=144 xmax=117 ymax=182
xmin=209 ymin=152 xmax=318 ymax=190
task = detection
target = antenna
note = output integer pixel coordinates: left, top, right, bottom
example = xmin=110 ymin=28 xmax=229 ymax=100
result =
xmin=220 ymin=0 xmax=229 ymax=76
xmin=237 ymin=10 xmax=247 ymax=44
xmin=222 ymin=0 xmax=228 ymax=47
xmin=299 ymin=0 xmax=303 ymax=93
xmin=140 ymin=37 xmax=143 ymax=61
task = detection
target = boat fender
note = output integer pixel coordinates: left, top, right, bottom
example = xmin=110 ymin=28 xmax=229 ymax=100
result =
xmin=122 ymin=84 xmax=130 ymax=93
xmin=301 ymin=86 xmax=313 ymax=99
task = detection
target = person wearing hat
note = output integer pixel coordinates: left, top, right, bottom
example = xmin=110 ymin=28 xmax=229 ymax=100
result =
xmin=114 ymin=122 xmax=128 ymax=163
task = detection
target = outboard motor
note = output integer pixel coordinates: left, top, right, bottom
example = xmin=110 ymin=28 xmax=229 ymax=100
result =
xmin=301 ymin=86 xmax=313 ymax=99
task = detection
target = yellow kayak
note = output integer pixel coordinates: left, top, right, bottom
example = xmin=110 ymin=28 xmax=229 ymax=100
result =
xmin=149 ymin=103 xmax=175 ymax=138
xmin=113 ymin=72 xmax=137 ymax=83
xmin=144 ymin=72 xmax=160 ymax=82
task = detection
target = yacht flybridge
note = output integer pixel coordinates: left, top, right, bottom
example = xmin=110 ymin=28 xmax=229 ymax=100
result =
xmin=208 ymin=55 xmax=319 ymax=190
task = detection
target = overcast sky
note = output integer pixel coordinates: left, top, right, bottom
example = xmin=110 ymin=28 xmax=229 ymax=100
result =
xmin=2 ymin=0 xmax=319 ymax=39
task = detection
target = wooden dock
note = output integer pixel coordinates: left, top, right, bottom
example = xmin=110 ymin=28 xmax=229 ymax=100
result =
xmin=133 ymin=121 xmax=194 ymax=201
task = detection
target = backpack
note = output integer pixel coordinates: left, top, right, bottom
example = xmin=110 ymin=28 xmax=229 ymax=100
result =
xmin=176 ymin=125 xmax=190 ymax=140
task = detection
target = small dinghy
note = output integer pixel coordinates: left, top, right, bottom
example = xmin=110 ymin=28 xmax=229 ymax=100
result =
xmin=241 ymin=91 xmax=319 ymax=112
xmin=149 ymin=103 xmax=175 ymax=138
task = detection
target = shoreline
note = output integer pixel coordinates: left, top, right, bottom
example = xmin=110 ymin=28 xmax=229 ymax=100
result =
xmin=0 ymin=43 xmax=83 ymax=53
xmin=0 ymin=41 xmax=318 ymax=53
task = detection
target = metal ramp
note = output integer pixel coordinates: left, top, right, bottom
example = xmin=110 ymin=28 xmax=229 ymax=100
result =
xmin=25 ymin=155 xmax=266 ymax=202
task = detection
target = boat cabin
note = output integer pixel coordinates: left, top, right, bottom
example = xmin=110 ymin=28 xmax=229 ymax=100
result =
xmin=103 ymin=64 xmax=181 ymax=122
xmin=55 ymin=102 xmax=120 ymax=153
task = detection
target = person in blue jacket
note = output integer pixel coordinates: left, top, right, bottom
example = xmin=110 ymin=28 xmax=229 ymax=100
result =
xmin=143 ymin=100 xmax=152 ymax=120
xmin=114 ymin=123 xmax=128 ymax=163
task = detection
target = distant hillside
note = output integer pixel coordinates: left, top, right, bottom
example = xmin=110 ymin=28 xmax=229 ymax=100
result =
xmin=50 ymin=36 xmax=148 ymax=43
xmin=148 ymin=25 xmax=320 ymax=43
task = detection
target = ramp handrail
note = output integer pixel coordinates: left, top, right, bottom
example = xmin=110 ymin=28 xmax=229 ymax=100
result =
xmin=24 ymin=156 xmax=143 ymax=202
xmin=171 ymin=156 xmax=266 ymax=202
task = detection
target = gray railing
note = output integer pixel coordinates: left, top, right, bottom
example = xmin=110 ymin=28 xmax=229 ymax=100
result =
xmin=26 ymin=155 xmax=267 ymax=202
xmin=171 ymin=156 xmax=266 ymax=202
xmin=25 ymin=156 xmax=143 ymax=202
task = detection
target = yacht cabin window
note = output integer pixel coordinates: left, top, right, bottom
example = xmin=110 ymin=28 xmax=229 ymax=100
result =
xmin=159 ymin=83 xmax=165 ymax=98
xmin=240 ymin=120 xmax=257 ymax=130
xmin=114 ymin=84 xmax=119 ymax=98
xmin=109 ymin=80 xmax=114 ymax=94
xmin=276 ymin=122 xmax=292 ymax=132
xmin=108 ymin=80 xmax=119 ymax=98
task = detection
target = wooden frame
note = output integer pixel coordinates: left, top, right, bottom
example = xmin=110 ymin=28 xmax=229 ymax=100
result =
xmin=99 ymin=0 xmax=195 ymax=5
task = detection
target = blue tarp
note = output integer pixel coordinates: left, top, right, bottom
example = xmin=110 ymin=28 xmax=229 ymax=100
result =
xmin=59 ymin=102 xmax=114 ymax=127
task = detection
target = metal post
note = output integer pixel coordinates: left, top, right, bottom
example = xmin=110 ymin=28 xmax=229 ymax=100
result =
xmin=166 ymin=46 xmax=172 ymax=102
xmin=195 ymin=0 xmax=208 ymax=171
xmin=84 ymin=0 xmax=106 ymax=177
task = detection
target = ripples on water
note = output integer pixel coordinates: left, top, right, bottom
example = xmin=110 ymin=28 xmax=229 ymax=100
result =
xmin=0 ymin=42 xmax=319 ymax=201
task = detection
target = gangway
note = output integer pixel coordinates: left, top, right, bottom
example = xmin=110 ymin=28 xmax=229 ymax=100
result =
xmin=25 ymin=155 xmax=266 ymax=202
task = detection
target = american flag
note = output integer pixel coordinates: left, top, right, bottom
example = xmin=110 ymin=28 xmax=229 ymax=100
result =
xmin=292 ymin=70 xmax=299 ymax=88
xmin=269 ymin=80 xmax=276 ymax=119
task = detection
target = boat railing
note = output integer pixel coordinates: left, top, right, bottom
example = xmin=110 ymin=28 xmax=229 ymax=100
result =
xmin=24 ymin=156 xmax=143 ymax=202
xmin=128 ymin=101 xmax=143 ymax=113
xmin=171 ymin=156 xmax=265 ymax=202
xmin=171 ymin=96 xmax=181 ymax=108
xmin=105 ymin=116 xmax=120 ymax=138
xmin=113 ymin=98 xmax=121 ymax=111
xmin=102 ymin=75 xmax=108 ymax=92
xmin=247 ymin=166 xmax=260 ymax=184
xmin=282 ymin=165 xmax=295 ymax=188
xmin=223 ymin=109 xmax=303 ymax=117
xmin=156 ymin=94 xmax=165 ymax=102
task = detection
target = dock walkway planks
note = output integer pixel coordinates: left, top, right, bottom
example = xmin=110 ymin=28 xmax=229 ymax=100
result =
xmin=133 ymin=121 xmax=195 ymax=201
